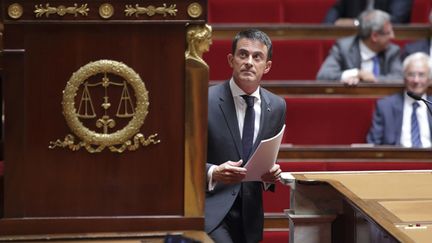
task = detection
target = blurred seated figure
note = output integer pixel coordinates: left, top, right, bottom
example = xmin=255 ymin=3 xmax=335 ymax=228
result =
xmin=317 ymin=9 xmax=403 ymax=85
xmin=402 ymin=10 xmax=432 ymax=60
xmin=324 ymin=0 xmax=412 ymax=26
xmin=367 ymin=52 xmax=432 ymax=147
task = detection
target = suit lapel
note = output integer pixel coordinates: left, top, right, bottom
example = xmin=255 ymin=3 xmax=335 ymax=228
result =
xmin=254 ymin=90 xmax=271 ymax=151
xmin=427 ymin=95 xmax=432 ymax=137
xmin=350 ymin=38 xmax=362 ymax=69
xmin=218 ymin=82 xmax=242 ymax=158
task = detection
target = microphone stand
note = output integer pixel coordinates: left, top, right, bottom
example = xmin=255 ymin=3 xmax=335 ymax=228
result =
xmin=407 ymin=91 xmax=432 ymax=117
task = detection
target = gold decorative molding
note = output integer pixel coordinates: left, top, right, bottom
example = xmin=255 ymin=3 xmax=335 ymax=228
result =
xmin=124 ymin=3 xmax=177 ymax=17
xmin=187 ymin=2 xmax=202 ymax=18
xmin=8 ymin=3 xmax=23 ymax=19
xmin=34 ymin=3 xmax=89 ymax=18
xmin=185 ymin=24 xmax=212 ymax=67
xmin=99 ymin=3 xmax=114 ymax=19
xmin=49 ymin=60 xmax=160 ymax=153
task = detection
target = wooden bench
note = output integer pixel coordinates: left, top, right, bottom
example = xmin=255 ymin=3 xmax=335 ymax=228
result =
xmin=283 ymin=96 xmax=377 ymax=145
xmin=204 ymin=38 xmax=413 ymax=81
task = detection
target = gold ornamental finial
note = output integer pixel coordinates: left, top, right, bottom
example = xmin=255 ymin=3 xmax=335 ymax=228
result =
xmin=185 ymin=24 xmax=212 ymax=67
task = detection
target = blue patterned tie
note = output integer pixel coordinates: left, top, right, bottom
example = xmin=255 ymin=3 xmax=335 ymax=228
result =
xmin=372 ymin=55 xmax=380 ymax=76
xmin=411 ymin=102 xmax=422 ymax=148
xmin=241 ymin=95 xmax=255 ymax=161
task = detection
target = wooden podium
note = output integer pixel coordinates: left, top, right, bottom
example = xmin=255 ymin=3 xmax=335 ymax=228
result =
xmin=284 ymin=171 xmax=432 ymax=243
xmin=0 ymin=0 xmax=210 ymax=241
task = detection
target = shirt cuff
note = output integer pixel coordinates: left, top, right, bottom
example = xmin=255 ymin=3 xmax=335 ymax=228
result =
xmin=341 ymin=68 xmax=359 ymax=81
xmin=207 ymin=165 xmax=217 ymax=191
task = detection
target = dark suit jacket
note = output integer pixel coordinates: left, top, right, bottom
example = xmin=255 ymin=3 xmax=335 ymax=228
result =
xmin=324 ymin=0 xmax=412 ymax=24
xmin=316 ymin=36 xmax=403 ymax=82
xmin=367 ymin=92 xmax=432 ymax=145
xmin=401 ymin=38 xmax=430 ymax=60
xmin=205 ymin=81 xmax=286 ymax=242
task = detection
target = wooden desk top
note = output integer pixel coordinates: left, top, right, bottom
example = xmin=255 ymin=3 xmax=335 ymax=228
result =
xmin=291 ymin=171 xmax=432 ymax=243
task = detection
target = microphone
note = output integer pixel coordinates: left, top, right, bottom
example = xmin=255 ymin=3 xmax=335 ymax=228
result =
xmin=407 ymin=91 xmax=432 ymax=104
xmin=407 ymin=91 xmax=432 ymax=116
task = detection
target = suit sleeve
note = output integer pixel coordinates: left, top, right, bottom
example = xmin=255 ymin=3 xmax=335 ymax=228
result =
xmin=367 ymin=100 xmax=385 ymax=145
xmin=265 ymin=96 xmax=286 ymax=192
xmin=376 ymin=46 xmax=404 ymax=83
xmin=316 ymin=43 xmax=344 ymax=81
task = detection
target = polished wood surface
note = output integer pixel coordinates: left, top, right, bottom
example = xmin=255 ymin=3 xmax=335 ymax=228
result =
xmin=0 ymin=0 xmax=208 ymax=237
xmin=292 ymin=171 xmax=432 ymax=243
xmin=0 ymin=230 xmax=213 ymax=242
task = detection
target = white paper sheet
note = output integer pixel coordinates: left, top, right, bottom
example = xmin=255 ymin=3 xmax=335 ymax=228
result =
xmin=242 ymin=124 xmax=286 ymax=181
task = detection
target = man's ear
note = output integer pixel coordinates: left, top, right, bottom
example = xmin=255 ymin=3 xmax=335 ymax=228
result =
xmin=263 ymin=60 xmax=272 ymax=74
xmin=370 ymin=32 xmax=379 ymax=43
xmin=227 ymin=53 xmax=234 ymax=68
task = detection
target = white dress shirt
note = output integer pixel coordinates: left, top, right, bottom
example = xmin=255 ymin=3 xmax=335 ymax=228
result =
xmin=400 ymin=93 xmax=431 ymax=147
xmin=341 ymin=40 xmax=377 ymax=81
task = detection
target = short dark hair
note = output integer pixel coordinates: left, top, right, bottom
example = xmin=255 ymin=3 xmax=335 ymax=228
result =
xmin=231 ymin=29 xmax=273 ymax=60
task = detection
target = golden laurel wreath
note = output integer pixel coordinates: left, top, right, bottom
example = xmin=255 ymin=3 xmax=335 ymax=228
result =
xmin=50 ymin=59 xmax=160 ymax=153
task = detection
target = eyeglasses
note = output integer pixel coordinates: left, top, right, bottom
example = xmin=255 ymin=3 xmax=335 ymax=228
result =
xmin=377 ymin=30 xmax=393 ymax=36
xmin=405 ymin=72 xmax=429 ymax=79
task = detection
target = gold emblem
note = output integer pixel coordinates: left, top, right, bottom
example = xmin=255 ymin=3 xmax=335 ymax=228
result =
xmin=99 ymin=3 xmax=114 ymax=19
xmin=124 ymin=3 xmax=177 ymax=17
xmin=187 ymin=3 xmax=202 ymax=18
xmin=49 ymin=60 xmax=160 ymax=153
xmin=8 ymin=3 xmax=23 ymax=19
xmin=34 ymin=3 xmax=89 ymax=18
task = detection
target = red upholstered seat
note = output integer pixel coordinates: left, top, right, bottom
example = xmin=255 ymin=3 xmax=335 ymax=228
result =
xmin=283 ymin=97 xmax=377 ymax=145
xmin=262 ymin=231 xmax=289 ymax=243
xmin=326 ymin=161 xmax=432 ymax=171
xmin=393 ymin=39 xmax=411 ymax=49
xmin=209 ymin=0 xmax=430 ymax=24
xmin=204 ymin=40 xmax=232 ymax=81
xmin=270 ymin=40 xmax=330 ymax=80
xmin=410 ymin=0 xmax=432 ymax=23
xmin=282 ymin=0 xmax=336 ymax=23
xmin=208 ymin=0 xmax=284 ymax=23
xmin=204 ymin=39 xmax=335 ymax=81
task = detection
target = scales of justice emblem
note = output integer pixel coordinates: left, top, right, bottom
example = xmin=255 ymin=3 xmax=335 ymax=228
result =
xmin=49 ymin=59 xmax=160 ymax=153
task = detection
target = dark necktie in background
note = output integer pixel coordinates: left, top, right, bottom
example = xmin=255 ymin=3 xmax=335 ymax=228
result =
xmin=372 ymin=55 xmax=380 ymax=76
xmin=241 ymin=95 xmax=255 ymax=161
xmin=411 ymin=102 xmax=422 ymax=148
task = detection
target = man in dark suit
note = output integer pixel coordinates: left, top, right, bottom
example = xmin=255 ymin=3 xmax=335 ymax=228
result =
xmin=401 ymin=10 xmax=432 ymax=60
xmin=205 ymin=29 xmax=286 ymax=243
xmin=367 ymin=52 xmax=432 ymax=147
xmin=317 ymin=9 xmax=403 ymax=85
xmin=324 ymin=0 xmax=412 ymax=26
